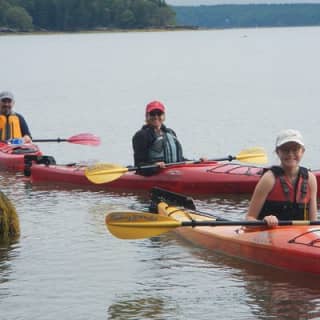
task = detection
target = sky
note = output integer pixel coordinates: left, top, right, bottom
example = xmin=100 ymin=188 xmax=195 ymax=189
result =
xmin=167 ymin=0 xmax=320 ymax=5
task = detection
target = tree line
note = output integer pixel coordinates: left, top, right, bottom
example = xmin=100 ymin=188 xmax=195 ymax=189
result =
xmin=0 ymin=0 xmax=176 ymax=31
xmin=2 ymin=2 xmax=320 ymax=32
xmin=174 ymin=4 xmax=320 ymax=29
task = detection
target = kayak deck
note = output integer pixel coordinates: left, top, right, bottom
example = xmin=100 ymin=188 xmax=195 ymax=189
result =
xmin=157 ymin=202 xmax=320 ymax=274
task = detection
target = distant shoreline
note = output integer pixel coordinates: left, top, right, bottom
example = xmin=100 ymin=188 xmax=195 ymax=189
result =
xmin=2 ymin=24 xmax=320 ymax=37
xmin=0 ymin=25 xmax=200 ymax=36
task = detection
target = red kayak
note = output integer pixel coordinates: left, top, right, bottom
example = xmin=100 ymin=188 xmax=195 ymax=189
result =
xmin=24 ymin=155 xmax=264 ymax=194
xmin=0 ymin=133 xmax=101 ymax=172
xmin=23 ymin=155 xmax=320 ymax=196
xmin=0 ymin=142 xmax=42 ymax=171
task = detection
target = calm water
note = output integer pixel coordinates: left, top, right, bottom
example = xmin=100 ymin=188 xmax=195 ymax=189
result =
xmin=1 ymin=27 xmax=320 ymax=319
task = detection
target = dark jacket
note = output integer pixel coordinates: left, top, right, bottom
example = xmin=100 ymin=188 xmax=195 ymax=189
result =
xmin=132 ymin=124 xmax=184 ymax=175
xmin=16 ymin=113 xmax=32 ymax=137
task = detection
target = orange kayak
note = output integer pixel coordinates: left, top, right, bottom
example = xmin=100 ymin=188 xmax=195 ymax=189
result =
xmin=155 ymin=195 xmax=320 ymax=275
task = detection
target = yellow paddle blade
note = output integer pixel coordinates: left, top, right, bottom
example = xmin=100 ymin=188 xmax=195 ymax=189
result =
xmin=106 ymin=211 xmax=182 ymax=239
xmin=235 ymin=147 xmax=268 ymax=164
xmin=85 ymin=163 xmax=129 ymax=184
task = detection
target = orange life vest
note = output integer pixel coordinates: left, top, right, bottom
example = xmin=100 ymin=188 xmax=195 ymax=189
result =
xmin=0 ymin=114 xmax=23 ymax=140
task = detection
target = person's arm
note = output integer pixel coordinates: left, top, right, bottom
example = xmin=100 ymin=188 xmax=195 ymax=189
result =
xmin=17 ymin=113 xmax=32 ymax=142
xmin=308 ymin=172 xmax=318 ymax=221
xmin=246 ymin=171 xmax=275 ymax=224
xmin=132 ymin=129 xmax=150 ymax=166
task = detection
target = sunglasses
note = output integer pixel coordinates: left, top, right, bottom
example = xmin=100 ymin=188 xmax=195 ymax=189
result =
xmin=1 ymin=98 xmax=12 ymax=103
xmin=278 ymin=145 xmax=302 ymax=153
xmin=149 ymin=110 xmax=164 ymax=117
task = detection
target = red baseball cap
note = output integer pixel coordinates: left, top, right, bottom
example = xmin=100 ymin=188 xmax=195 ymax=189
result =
xmin=145 ymin=101 xmax=165 ymax=114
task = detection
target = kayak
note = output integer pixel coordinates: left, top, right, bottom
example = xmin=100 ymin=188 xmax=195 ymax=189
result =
xmin=152 ymin=190 xmax=320 ymax=275
xmin=0 ymin=141 xmax=42 ymax=171
xmin=23 ymin=155 xmax=320 ymax=196
xmin=0 ymin=133 xmax=100 ymax=172
xmin=24 ymin=155 xmax=264 ymax=195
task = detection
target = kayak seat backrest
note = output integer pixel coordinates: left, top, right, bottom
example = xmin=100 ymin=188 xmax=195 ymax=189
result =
xmin=12 ymin=147 xmax=39 ymax=154
xmin=149 ymin=187 xmax=196 ymax=213
xmin=24 ymin=155 xmax=57 ymax=177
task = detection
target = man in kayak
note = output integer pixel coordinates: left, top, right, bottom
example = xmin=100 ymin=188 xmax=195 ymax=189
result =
xmin=246 ymin=129 xmax=317 ymax=227
xmin=132 ymin=100 xmax=185 ymax=175
xmin=0 ymin=91 xmax=32 ymax=143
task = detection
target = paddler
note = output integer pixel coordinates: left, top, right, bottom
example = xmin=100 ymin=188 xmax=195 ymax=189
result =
xmin=246 ymin=129 xmax=317 ymax=227
xmin=132 ymin=100 xmax=186 ymax=175
xmin=0 ymin=91 xmax=32 ymax=143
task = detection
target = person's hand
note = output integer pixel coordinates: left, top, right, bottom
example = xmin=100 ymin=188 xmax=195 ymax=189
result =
xmin=263 ymin=215 xmax=279 ymax=227
xmin=23 ymin=135 xmax=32 ymax=144
xmin=155 ymin=161 xmax=166 ymax=168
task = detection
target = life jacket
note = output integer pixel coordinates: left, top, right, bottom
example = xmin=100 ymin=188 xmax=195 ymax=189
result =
xmin=148 ymin=129 xmax=181 ymax=163
xmin=0 ymin=114 xmax=23 ymax=140
xmin=258 ymin=166 xmax=310 ymax=220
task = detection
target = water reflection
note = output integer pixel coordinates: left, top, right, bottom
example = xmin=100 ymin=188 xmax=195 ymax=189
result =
xmin=108 ymin=297 xmax=165 ymax=320
xmin=106 ymin=237 xmax=191 ymax=320
xmin=245 ymin=272 xmax=320 ymax=319
xmin=0 ymin=242 xmax=19 ymax=298
xmin=22 ymin=177 xmax=153 ymax=201
xmin=168 ymin=233 xmax=320 ymax=320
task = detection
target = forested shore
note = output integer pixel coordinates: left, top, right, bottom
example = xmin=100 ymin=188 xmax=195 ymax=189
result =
xmin=0 ymin=0 xmax=175 ymax=32
xmin=1 ymin=1 xmax=320 ymax=33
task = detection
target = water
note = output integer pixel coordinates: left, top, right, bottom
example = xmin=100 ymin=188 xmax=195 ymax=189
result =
xmin=1 ymin=27 xmax=320 ymax=319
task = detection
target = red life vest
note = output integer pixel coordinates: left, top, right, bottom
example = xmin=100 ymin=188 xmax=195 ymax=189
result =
xmin=258 ymin=166 xmax=310 ymax=220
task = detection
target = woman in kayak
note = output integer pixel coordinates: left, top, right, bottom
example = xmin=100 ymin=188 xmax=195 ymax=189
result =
xmin=132 ymin=100 xmax=185 ymax=175
xmin=246 ymin=129 xmax=317 ymax=227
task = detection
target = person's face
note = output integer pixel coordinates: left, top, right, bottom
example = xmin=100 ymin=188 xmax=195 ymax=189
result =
xmin=0 ymin=98 xmax=14 ymax=115
xmin=146 ymin=109 xmax=165 ymax=128
xmin=276 ymin=142 xmax=304 ymax=168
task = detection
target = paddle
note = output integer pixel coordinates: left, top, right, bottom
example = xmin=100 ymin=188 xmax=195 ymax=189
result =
xmin=106 ymin=211 xmax=320 ymax=239
xmin=85 ymin=147 xmax=268 ymax=184
xmin=32 ymin=133 xmax=101 ymax=146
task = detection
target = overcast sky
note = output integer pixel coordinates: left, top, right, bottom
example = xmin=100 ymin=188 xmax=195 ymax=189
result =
xmin=167 ymin=0 xmax=320 ymax=5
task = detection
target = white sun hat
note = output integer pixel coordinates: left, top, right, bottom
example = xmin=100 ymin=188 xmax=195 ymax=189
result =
xmin=275 ymin=129 xmax=304 ymax=148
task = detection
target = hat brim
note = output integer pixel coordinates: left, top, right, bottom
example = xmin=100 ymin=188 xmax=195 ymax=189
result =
xmin=276 ymin=138 xmax=304 ymax=148
xmin=0 ymin=96 xmax=14 ymax=101
xmin=146 ymin=106 xmax=165 ymax=113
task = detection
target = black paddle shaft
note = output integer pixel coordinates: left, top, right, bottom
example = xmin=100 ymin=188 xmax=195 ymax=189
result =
xmin=33 ymin=138 xmax=67 ymax=143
